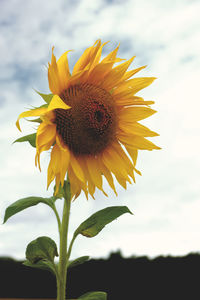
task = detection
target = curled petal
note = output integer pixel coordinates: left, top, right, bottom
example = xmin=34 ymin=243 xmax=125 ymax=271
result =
xmin=16 ymin=107 xmax=47 ymax=131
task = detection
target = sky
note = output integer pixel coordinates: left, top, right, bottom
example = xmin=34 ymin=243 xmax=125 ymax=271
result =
xmin=0 ymin=0 xmax=200 ymax=261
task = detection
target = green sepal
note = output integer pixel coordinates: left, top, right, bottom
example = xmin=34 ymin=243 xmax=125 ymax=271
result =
xmin=53 ymin=182 xmax=66 ymax=200
xmin=53 ymin=179 xmax=71 ymax=201
xmin=109 ymin=88 xmax=114 ymax=94
xmin=25 ymin=236 xmax=58 ymax=264
xmin=67 ymin=256 xmax=90 ymax=269
xmin=13 ymin=133 xmax=36 ymax=148
xmin=3 ymin=196 xmax=55 ymax=223
xmin=35 ymin=90 xmax=54 ymax=104
xmin=26 ymin=117 xmax=42 ymax=124
xmin=77 ymin=291 xmax=107 ymax=299
xmin=36 ymin=103 xmax=49 ymax=109
xmin=74 ymin=206 xmax=133 ymax=238
xmin=23 ymin=259 xmax=56 ymax=275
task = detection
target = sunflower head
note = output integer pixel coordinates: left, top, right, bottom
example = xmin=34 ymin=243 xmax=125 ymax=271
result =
xmin=16 ymin=40 xmax=160 ymax=199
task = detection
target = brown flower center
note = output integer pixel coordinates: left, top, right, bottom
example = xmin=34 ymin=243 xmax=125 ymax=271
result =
xmin=54 ymin=83 xmax=117 ymax=155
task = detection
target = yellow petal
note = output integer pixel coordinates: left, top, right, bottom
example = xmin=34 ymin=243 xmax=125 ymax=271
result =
xmin=40 ymin=111 xmax=55 ymax=124
xmin=98 ymin=158 xmax=117 ymax=195
xmin=37 ymin=121 xmax=49 ymax=136
xmin=119 ymin=107 xmax=157 ymax=123
xmin=55 ymin=173 xmax=61 ymax=194
xmin=111 ymin=142 xmax=135 ymax=181
xmin=115 ymin=174 xmax=127 ymax=189
xmin=60 ymin=147 xmax=70 ymax=185
xmin=47 ymin=144 xmax=61 ymax=188
xmin=47 ymin=95 xmax=71 ymax=111
xmin=69 ymin=154 xmax=85 ymax=183
xmin=51 ymin=144 xmax=61 ymax=173
xmin=67 ymin=69 xmax=88 ymax=87
xmin=78 ymin=157 xmax=96 ymax=198
xmin=88 ymin=41 xmax=108 ymax=72
xmin=72 ymin=47 xmax=92 ymax=75
xmin=118 ymin=133 xmax=161 ymax=150
xmin=72 ymin=39 xmax=101 ymax=75
xmin=86 ymin=40 xmax=101 ymax=70
xmin=120 ymin=65 xmax=147 ymax=82
xmin=86 ymin=156 xmax=103 ymax=191
xmin=48 ymin=47 xmax=61 ymax=95
xmin=16 ymin=107 xmax=47 ymax=131
xmin=57 ymin=50 xmax=72 ymax=92
xmin=126 ymin=147 xmax=138 ymax=166
xmin=115 ymin=96 xmax=155 ymax=106
xmin=56 ymin=134 xmax=69 ymax=152
xmin=47 ymin=166 xmax=55 ymax=189
xmin=88 ymin=179 xmax=96 ymax=199
xmin=125 ymin=147 xmax=141 ymax=175
xmin=101 ymin=56 xmax=135 ymax=90
xmin=102 ymin=146 xmax=131 ymax=183
xmin=101 ymin=44 xmax=120 ymax=63
xmin=68 ymin=167 xmax=81 ymax=199
xmin=113 ymin=77 xmax=156 ymax=98
xmin=36 ymin=123 xmax=56 ymax=149
xmin=86 ymin=61 xmax=114 ymax=85
xmin=35 ymin=140 xmax=54 ymax=171
xmin=118 ymin=121 xmax=159 ymax=137
xmin=68 ymin=166 xmax=88 ymax=200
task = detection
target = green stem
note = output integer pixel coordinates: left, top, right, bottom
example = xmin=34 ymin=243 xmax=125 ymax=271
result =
xmin=66 ymin=233 xmax=76 ymax=263
xmin=52 ymin=204 xmax=61 ymax=234
xmin=57 ymin=194 xmax=71 ymax=300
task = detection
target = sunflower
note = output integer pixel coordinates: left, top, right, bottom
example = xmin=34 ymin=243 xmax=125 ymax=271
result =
xmin=16 ymin=40 xmax=160 ymax=199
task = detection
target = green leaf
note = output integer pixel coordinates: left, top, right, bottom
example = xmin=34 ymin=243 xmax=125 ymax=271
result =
xmin=3 ymin=196 xmax=55 ymax=223
xmin=23 ymin=259 xmax=56 ymax=275
xmin=36 ymin=90 xmax=54 ymax=104
xmin=26 ymin=236 xmax=58 ymax=264
xmin=13 ymin=133 xmax=36 ymax=147
xmin=74 ymin=206 xmax=133 ymax=238
xmin=68 ymin=256 xmax=90 ymax=269
xmin=78 ymin=291 xmax=107 ymax=299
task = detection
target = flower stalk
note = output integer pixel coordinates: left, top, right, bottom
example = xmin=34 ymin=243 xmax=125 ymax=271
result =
xmin=56 ymin=185 xmax=71 ymax=300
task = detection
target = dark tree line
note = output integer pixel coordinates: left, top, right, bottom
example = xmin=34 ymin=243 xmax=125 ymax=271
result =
xmin=0 ymin=251 xmax=200 ymax=299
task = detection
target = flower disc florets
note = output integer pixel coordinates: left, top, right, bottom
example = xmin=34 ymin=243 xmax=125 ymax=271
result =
xmin=55 ymin=83 xmax=117 ymax=155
